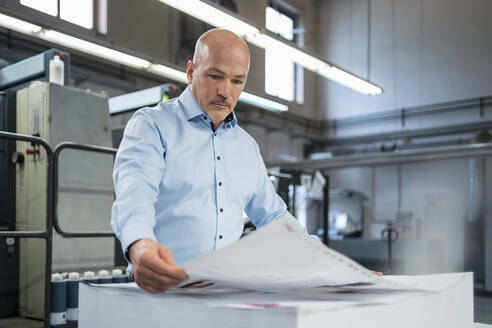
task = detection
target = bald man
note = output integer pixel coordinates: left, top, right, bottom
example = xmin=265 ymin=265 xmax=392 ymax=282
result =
xmin=111 ymin=29 xmax=288 ymax=293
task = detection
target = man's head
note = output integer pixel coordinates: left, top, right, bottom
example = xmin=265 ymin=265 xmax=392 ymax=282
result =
xmin=187 ymin=28 xmax=250 ymax=128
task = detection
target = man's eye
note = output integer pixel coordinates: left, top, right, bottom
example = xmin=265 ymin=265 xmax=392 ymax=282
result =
xmin=233 ymin=80 xmax=243 ymax=85
xmin=209 ymin=75 xmax=221 ymax=79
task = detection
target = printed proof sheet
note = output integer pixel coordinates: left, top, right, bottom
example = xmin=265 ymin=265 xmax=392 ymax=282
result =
xmin=180 ymin=213 xmax=384 ymax=290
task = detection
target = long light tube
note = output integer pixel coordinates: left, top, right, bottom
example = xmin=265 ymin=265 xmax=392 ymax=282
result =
xmin=157 ymin=0 xmax=382 ymax=96
xmin=38 ymin=29 xmax=150 ymax=69
xmin=0 ymin=12 xmax=288 ymax=112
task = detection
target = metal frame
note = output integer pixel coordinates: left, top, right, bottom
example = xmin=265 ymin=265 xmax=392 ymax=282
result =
xmin=269 ymin=142 xmax=492 ymax=171
xmin=0 ymin=133 xmax=118 ymax=327
xmin=53 ymin=141 xmax=117 ymax=237
xmin=0 ymin=49 xmax=70 ymax=91
xmin=0 ymin=131 xmax=54 ymax=328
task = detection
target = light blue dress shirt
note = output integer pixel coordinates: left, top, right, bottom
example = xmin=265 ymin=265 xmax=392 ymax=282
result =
xmin=111 ymin=87 xmax=287 ymax=266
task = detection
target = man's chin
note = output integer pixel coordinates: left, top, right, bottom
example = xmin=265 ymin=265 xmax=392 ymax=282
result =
xmin=207 ymin=107 xmax=231 ymax=117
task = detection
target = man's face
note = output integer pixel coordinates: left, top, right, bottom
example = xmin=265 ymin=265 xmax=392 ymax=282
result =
xmin=187 ymin=42 xmax=249 ymax=126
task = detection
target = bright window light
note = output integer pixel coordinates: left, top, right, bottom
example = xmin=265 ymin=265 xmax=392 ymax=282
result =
xmin=60 ymin=0 xmax=94 ymax=29
xmin=20 ymin=0 xmax=58 ymax=16
xmin=265 ymin=6 xmax=295 ymax=102
xmin=265 ymin=48 xmax=294 ymax=102
xmin=265 ymin=7 xmax=293 ymax=41
xmin=156 ymin=0 xmax=383 ymax=96
xmin=0 ymin=12 xmax=287 ymax=112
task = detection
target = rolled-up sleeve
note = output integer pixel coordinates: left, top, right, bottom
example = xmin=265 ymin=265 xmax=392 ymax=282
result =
xmin=111 ymin=110 xmax=166 ymax=259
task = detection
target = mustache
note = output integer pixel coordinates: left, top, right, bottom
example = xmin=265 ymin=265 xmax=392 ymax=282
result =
xmin=210 ymin=99 xmax=232 ymax=107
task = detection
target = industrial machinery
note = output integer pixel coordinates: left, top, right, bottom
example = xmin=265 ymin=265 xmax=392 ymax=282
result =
xmin=15 ymin=81 xmax=114 ymax=318
xmin=109 ymin=83 xmax=182 ymax=148
xmin=0 ymin=50 xmax=115 ymax=320
xmin=0 ymin=49 xmax=70 ymax=319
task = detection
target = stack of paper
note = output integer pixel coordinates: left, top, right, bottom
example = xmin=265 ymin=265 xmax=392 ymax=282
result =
xmin=79 ymin=214 xmax=474 ymax=328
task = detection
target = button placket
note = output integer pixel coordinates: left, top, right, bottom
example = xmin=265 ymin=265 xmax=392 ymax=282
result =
xmin=213 ymin=130 xmax=225 ymax=245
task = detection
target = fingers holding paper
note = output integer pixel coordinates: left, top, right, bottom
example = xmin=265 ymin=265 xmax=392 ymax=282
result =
xmin=129 ymin=238 xmax=189 ymax=293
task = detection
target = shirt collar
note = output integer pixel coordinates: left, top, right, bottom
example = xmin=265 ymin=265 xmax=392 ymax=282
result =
xmin=178 ymin=86 xmax=204 ymax=121
xmin=178 ymin=86 xmax=237 ymax=128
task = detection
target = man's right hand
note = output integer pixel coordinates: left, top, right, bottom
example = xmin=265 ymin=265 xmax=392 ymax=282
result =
xmin=129 ymin=239 xmax=189 ymax=293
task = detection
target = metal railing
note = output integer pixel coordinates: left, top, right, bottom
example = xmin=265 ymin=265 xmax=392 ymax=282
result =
xmin=269 ymin=142 xmax=492 ymax=171
xmin=0 ymin=131 xmax=119 ymax=327
xmin=53 ymin=142 xmax=117 ymax=238
xmin=0 ymin=131 xmax=54 ymax=328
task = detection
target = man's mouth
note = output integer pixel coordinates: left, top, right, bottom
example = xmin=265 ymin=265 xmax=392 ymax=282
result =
xmin=212 ymin=102 xmax=229 ymax=108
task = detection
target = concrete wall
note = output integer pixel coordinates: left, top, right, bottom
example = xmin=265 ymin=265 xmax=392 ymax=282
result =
xmin=324 ymin=157 xmax=485 ymax=275
xmin=315 ymin=0 xmax=492 ymax=276
xmin=317 ymin=0 xmax=492 ymax=120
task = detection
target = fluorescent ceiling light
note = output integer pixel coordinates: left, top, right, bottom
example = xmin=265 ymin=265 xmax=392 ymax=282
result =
xmin=156 ymin=0 xmax=382 ymax=96
xmin=240 ymin=92 xmax=288 ymax=112
xmin=38 ymin=30 xmax=150 ymax=69
xmin=109 ymin=85 xmax=165 ymax=114
xmin=147 ymin=64 xmax=188 ymax=84
xmin=0 ymin=12 xmax=287 ymax=111
xmin=157 ymin=0 xmax=258 ymax=36
xmin=0 ymin=13 xmax=42 ymax=34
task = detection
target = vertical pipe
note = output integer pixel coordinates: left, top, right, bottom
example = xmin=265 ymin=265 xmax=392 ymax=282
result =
xmin=387 ymin=227 xmax=393 ymax=274
xmin=292 ymin=184 xmax=297 ymax=217
xmin=486 ymin=158 xmax=492 ymax=291
xmin=44 ymin=151 xmax=54 ymax=328
xmin=397 ymin=164 xmax=402 ymax=214
xmin=466 ymin=158 xmax=485 ymax=282
xmin=323 ymin=174 xmax=330 ymax=246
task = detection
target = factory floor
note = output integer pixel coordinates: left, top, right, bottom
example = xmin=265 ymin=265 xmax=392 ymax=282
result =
xmin=0 ymin=318 xmax=77 ymax=328
xmin=0 ymin=291 xmax=491 ymax=327
xmin=476 ymin=289 xmax=492 ymax=324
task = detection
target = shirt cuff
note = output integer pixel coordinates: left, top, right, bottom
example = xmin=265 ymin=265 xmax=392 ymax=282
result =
xmin=120 ymin=222 xmax=157 ymax=263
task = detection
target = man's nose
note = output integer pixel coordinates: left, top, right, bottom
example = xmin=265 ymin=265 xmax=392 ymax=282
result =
xmin=217 ymin=81 xmax=231 ymax=99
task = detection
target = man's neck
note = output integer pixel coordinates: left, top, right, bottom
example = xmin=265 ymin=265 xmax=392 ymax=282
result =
xmin=212 ymin=121 xmax=221 ymax=131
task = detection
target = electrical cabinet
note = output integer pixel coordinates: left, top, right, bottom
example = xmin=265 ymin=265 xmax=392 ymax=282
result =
xmin=15 ymin=82 xmax=114 ymax=319
xmin=0 ymin=91 xmax=19 ymax=318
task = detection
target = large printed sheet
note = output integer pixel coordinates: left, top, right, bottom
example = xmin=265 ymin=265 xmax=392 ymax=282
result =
xmin=179 ymin=213 xmax=461 ymax=292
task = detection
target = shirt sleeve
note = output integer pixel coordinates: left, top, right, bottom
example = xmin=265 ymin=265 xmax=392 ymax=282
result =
xmin=244 ymin=142 xmax=288 ymax=228
xmin=110 ymin=109 xmax=166 ymax=261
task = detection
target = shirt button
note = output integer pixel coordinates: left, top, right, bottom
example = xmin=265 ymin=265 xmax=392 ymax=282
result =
xmin=204 ymin=116 xmax=208 ymax=120
xmin=219 ymin=235 xmax=223 ymax=239
xmin=220 ymin=208 xmax=223 ymax=212
xmin=214 ymin=133 xmax=217 ymax=136
xmin=217 ymin=156 xmax=221 ymax=160
xmin=218 ymin=182 xmax=222 ymax=186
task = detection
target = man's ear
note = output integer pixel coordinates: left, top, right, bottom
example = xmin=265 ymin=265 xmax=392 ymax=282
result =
xmin=186 ymin=60 xmax=194 ymax=84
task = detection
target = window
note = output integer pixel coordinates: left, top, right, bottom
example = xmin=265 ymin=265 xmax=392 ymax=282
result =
xmin=265 ymin=4 xmax=303 ymax=103
xmin=60 ymin=0 xmax=94 ymax=29
xmin=20 ymin=0 xmax=57 ymax=16
xmin=20 ymin=0 xmax=107 ymax=34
